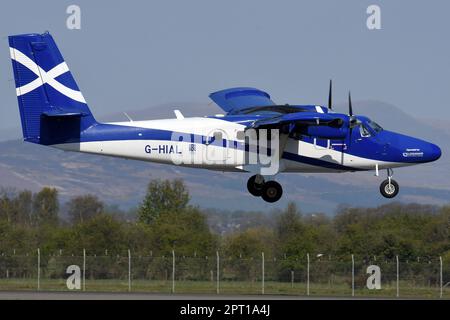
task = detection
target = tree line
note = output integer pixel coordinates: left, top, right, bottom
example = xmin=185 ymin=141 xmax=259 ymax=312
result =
xmin=0 ymin=179 xmax=448 ymax=265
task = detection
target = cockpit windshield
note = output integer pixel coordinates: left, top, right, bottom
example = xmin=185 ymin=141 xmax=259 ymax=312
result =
xmin=367 ymin=119 xmax=383 ymax=133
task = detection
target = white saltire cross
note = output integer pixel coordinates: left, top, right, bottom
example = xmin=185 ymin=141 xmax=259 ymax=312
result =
xmin=10 ymin=47 xmax=86 ymax=103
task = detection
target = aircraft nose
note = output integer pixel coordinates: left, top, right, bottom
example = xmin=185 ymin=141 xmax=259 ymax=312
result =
xmin=426 ymin=143 xmax=442 ymax=162
xmin=398 ymin=137 xmax=442 ymax=163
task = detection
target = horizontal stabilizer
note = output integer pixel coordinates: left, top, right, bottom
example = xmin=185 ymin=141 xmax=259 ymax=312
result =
xmin=42 ymin=108 xmax=84 ymax=117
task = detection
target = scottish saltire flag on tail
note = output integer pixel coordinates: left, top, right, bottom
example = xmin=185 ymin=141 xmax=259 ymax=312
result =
xmin=9 ymin=32 xmax=96 ymax=144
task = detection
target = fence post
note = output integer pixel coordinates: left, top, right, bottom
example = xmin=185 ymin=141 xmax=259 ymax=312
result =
xmin=291 ymin=270 xmax=294 ymax=289
xmin=83 ymin=248 xmax=86 ymax=291
xmin=440 ymin=256 xmax=443 ymax=299
xmin=396 ymin=255 xmax=399 ymax=298
xmin=216 ymin=251 xmax=220 ymax=295
xmin=351 ymin=254 xmax=355 ymax=297
xmin=261 ymin=252 xmax=265 ymax=295
xmin=172 ymin=250 xmax=175 ymax=294
xmin=307 ymin=253 xmax=310 ymax=296
xmin=128 ymin=249 xmax=131 ymax=292
xmin=37 ymin=248 xmax=40 ymax=291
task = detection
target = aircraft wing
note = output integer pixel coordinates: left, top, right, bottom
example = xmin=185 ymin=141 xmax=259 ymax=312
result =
xmin=249 ymin=112 xmax=344 ymax=130
xmin=209 ymin=87 xmax=275 ymax=113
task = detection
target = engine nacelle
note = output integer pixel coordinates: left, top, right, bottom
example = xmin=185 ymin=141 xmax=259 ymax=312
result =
xmin=304 ymin=126 xmax=348 ymax=139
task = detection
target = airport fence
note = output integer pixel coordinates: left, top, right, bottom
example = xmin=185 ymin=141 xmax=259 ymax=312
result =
xmin=0 ymin=249 xmax=447 ymax=298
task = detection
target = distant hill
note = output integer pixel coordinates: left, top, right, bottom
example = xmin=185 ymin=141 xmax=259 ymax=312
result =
xmin=0 ymin=100 xmax=448 ymax=214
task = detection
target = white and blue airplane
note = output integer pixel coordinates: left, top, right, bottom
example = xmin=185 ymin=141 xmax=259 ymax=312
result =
xmin=8 ymin=32 xmax=442 ymax=203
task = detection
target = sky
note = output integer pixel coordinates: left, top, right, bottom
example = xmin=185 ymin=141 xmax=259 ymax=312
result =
xmin=1 ymin=0 xmax=449 ymax=132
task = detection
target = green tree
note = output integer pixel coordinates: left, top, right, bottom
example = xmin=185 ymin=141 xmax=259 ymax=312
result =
xmin=13 ymin=190 xmax=33 ymax=226
xmin=69 ymin=214 xmax=127 ymax=254
xmin=0 ymin=189 xmax=33 ymax=225
xmin=0 ymin=190 xmax=13 ymax=223
xmin=275 ymin=202 xmax=303 ymax=243
xmin=149 ymin=207 xmax=217 ymax=256
xmin=138 ymin=179 xmax=190 ymax=224
xmin=222 ymin=227 xmax=274 ymax=280
xmin=67 ymin=194 xmax=104 ymax=225
xmin=274 ymin=202 xmax=316 ymax=257
xmin=32 ymin=187 xmax=59 ymax=226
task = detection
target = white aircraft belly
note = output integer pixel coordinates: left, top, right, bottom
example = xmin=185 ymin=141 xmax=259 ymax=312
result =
xmin=54 ymin=140 xmax=247 ymax=170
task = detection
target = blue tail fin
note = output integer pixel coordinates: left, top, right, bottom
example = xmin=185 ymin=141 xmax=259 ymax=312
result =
xmin=9 ymin=32 xmax=96 ymax=145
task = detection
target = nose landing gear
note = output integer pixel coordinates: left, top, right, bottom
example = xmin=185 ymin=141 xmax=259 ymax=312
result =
xmin=379 ymin=168 xmax=399 ymax=198
xmin=247 ymin=175 xmax=283 ymax=203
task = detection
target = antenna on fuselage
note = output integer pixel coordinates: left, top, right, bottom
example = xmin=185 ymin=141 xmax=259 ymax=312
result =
xmin=174 ymin=109 xmax=185 ymax=120
xmin=123 ymin=112 xmax=133 ymax=122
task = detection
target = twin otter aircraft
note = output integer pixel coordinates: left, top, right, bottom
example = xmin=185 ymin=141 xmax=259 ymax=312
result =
xmin=9 ymin=32 xmax=442 ymax=203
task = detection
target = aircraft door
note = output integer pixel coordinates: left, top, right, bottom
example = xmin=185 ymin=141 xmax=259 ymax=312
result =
xmin=204 ymin=129 xmax=229 ymax=163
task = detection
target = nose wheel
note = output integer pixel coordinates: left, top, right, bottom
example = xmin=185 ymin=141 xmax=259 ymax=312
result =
xmin=379 ymin=169 xmax=399 ymax=198
xmin=247 ymin=175 xmax=283 ymax=203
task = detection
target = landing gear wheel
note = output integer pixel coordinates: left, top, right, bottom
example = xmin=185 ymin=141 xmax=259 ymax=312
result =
xmin=247 ymin=175 xmax=264 ymax=197
xmin=261 ymin=181 xmax=283 ymax=203
xmin=380 ymin=179 xmax=399 ymax=198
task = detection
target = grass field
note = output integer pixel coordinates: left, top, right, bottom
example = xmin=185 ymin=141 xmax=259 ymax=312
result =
xmin=0 ymin=278 xmax=447 ymax=299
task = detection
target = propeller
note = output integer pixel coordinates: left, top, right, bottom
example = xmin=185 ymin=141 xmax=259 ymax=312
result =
xmin=348 ymin=91 xmax=357 ymax=125
xmin=347 ymin=91 xmax=358 ymax=144
xmin=348 ymin=91 xmax=352 ymax=116
xmin=328 ymin=80 xmax=333 ymax=110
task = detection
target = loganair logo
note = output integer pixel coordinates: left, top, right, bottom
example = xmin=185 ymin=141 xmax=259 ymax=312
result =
xmin=9 ymin=47 xmax=86 ymax=103
xmin=402 ymin=148 xmax=423 ymax=158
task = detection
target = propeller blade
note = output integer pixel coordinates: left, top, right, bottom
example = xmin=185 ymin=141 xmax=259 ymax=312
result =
xmin=348 ymin=91 xmax=353 ymax=117
xmin=328 ymin=80 xmax=333 ymax=110
xmin=347 ymin=91 xmax=355 ymax=146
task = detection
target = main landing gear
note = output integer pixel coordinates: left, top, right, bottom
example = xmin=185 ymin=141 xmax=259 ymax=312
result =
xmin=247 ymin=175 xmax=283 ymax=203
xmin=379 ymin=168 xmax=399 ymax=199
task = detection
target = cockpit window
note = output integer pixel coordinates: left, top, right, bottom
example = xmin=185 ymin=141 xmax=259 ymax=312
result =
xmin=367 ymin=120 xmax=383 ymax=133
xmin=359 ymin=124 xmax=371 ymax=137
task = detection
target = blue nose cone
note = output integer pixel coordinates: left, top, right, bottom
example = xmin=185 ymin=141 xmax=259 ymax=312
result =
xmin=425 ymin=143 xmax=442 ymax=162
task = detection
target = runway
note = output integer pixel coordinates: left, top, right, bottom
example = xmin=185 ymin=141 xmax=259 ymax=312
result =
xmin=0 ymin=291 xmax=420 ymax=300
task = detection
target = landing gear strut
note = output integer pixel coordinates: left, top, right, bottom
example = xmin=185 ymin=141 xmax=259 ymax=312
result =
xmin=379 ymin=168 xmax=399 ymax=198
xmin=247 ymin=175 xmax=283 ymax=203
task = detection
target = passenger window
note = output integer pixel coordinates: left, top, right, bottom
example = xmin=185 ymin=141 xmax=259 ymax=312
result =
xmin=359 ymin=125 xmax=371 ymax=137
xmin=236 ymin=131 xmax=245 ymax=140
xmin=206 ymin=131 xmax=223 ymax=145
xmin=214 ymin=131 xmax=222 ymax=141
